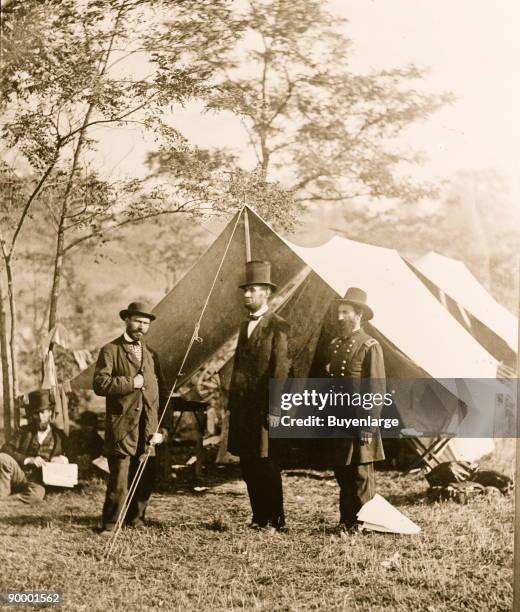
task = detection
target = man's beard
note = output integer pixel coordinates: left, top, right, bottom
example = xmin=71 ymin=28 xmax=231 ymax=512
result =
xmin=38 ymin=422 xmax=49 ymax=431
xmin=128 ymin=329 xmax=144 ymax=340
xmin=338 ymin=320 xmax=354 ymax=337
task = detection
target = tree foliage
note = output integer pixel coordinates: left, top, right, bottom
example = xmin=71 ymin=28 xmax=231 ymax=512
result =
xmin=153 ymin=0 xmax=453 ymax=205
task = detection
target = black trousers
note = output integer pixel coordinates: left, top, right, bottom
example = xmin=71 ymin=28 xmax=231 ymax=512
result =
xmin=240 ymin=456 xmax=285 ymax=528
xmin=102 ymin=454 xmax=156 ymax=530
xmin=333 ymin=463 xmax=375 ymax=527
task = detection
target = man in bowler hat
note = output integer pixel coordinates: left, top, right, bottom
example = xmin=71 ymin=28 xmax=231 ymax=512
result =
xmin=227 ymin=261 xmax=291 ymax=530
xmin=93 ymin=301 xmax=169 ymax=533
xmin=324 ymin=287 xmax=386 ymax=531
xmin=0 ymin=389 xmax=69 ymax=503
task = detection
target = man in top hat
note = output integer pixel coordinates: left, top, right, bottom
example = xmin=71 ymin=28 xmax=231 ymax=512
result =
xmin=227 ymin=261 xmax=291 ymax=530
xmin=93 ymin=301 xmax=169 ymax=533
xmin=324 ymin=287 xmax=386 ymax=531
xmin=0 ymin=389 xmax=69 ymax=503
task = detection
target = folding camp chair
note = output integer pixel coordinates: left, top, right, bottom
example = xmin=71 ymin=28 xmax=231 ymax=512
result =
xmin=402 ymin=433 xmax=455 ymax=473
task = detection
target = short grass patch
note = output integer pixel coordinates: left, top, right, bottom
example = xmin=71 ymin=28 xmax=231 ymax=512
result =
xmin=0 ymin=444 xmax=513 ymax=611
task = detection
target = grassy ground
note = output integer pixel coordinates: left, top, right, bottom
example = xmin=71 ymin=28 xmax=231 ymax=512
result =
xmin=0 ymin=442 xmax=514 ymax=612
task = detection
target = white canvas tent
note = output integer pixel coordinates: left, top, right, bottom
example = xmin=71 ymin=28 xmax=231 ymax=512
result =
xmin=289 ymin=238 xmax=501 ymax=463
xmin=288 ymin=237 xmax=497 ymax=379
xmin=407 ymin=252 xmax=519 ymax=462
xmin=72 ymin=208 xmax=500 ymax=463
xmin=411 ymin=251 xmax=517 ymax=366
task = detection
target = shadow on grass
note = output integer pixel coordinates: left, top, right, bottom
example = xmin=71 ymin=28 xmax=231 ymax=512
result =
xmin=0 ymin=513 xmax=99 ymax=528
xmin=157 ymin=463 xmax=242 ymax=493
xmin=284 ymin=469 xmax=334 ymax=480
xmin=383 ymin=490 xmax=428 ymax=505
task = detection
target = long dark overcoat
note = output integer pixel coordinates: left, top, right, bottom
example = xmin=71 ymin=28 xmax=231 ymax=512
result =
xmin=227 ymin=311 xmax=291 ymax=458
xmin=93 ymin=335 xmax=168 ymax=456
xmin=324 ymin=328 xmax=386 ymax=466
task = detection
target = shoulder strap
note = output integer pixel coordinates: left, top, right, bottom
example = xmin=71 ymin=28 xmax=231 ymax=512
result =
xmin=363 ymin=338 xmax=379 ymax=349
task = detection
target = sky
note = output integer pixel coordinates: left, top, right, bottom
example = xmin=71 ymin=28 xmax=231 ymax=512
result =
xmin=91 ymin=0 xmax=520 ymax=206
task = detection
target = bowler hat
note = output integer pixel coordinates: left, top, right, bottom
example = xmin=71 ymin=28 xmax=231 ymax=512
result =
xmin=119 ymin=301 xmax=156 ymax=321
xmin=27 ymin=389 xmax=53 ymax=413
xmin=336 ymin=287 xmax=374 ymax=321
xmin=239 ymin=260 xmax=277 ymax=291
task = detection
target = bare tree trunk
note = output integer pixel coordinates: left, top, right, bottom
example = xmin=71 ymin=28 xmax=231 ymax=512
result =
xmin=48 ymin=126 xmax=91 ymax=331
xmin=0 ymin=271 xmax=12 ymax=442
xmin=48 ymin=229 xmax=67 ymax=332
xmin=0 ymin=159 xmax=60 ymax=416
xmin=48 ymin=6 xmax=124 ymax=331
xmin=4 ymin=259 xmax=19 ymax=399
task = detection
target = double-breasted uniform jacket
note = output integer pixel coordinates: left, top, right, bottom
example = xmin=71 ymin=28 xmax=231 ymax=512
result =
xmin=93 ymin=335 xmax=169 ymax=457
xmin=324 ymin=328 xmax=386 ymax=466
xmin=227 ymin=310 xmax=291 ymax=458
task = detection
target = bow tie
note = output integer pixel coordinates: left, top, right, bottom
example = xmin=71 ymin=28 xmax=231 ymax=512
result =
xmin=248 ymin=313 xmax=262 ymax=321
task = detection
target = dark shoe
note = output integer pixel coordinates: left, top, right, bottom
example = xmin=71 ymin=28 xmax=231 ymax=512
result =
xmin=126 ymin=518 xmax=145 ymax=529
xmin=338 ymin=521 xmax=362 ymax=535
xmin=248 ymin=522 xmax=263 ymax=530
xmin=97 ymin=527 xmax=115 ymax=537
xmin=267 ymin=517 xmax=286 ymax=531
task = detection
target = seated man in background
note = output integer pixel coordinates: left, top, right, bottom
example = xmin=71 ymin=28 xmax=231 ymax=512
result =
xmin=68 ymin=410 xmax=104 ymax=479
xmin=0 ymin=389 xmax=69 ymax=503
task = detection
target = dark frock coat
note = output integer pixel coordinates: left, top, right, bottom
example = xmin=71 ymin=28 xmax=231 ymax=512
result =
xmin=227 ymin=311 xmax=291 ymax=458
xmin=93 ymin=335 xmax=168 ymax=457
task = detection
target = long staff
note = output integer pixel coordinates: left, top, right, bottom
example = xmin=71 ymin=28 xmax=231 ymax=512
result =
xmin=103 ymin=207 xmax=245 ymax=561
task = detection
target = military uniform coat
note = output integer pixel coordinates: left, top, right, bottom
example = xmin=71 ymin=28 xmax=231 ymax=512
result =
xmin=93 ymin=335 xmax=168 ymax=457
xmin=324 ymin=328 xmax=386 ymax=466
xmin=227 ymin=311 xmax=291 ymax=458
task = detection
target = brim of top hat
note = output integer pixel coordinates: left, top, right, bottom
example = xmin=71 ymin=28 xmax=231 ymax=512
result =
xmin=238 ymin=282 xmax=277 ymax=291
xmin=335 ymin=298 xmax=374 ymax=321
xmin=27 ymin=404 xmax=53 ymax=412
xmin=119 ymin=310 xmax=156 ymax=321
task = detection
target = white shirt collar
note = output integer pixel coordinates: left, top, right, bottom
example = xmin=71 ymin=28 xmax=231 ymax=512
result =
xmin=250 ymin=304 xmax=269 ymax=318
xmin=37 ymin=425 xmax=51 ymax=443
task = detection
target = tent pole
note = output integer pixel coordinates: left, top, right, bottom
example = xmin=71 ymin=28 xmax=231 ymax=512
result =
xmin=244 ymin=206 xmax=251 ymax=262
xmin=514 ymin=260 xmax=520 ymax=610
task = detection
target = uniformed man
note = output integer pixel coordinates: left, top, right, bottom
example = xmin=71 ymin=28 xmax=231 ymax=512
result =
xmin=93 ymin=301 xmax=169 ymax=533
xmin=324 ymin=287 xmax=386 ymax=531
xmin=227 ymin=261 xmax=291 ymax=530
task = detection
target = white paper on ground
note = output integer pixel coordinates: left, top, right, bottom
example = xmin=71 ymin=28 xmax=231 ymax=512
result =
xmin=92 ymin=455 xmax=110 ymax=474
xmin=361 ymin=522 xmax=393 ymax=533
xmin=42 ymin=462 xmax=78 ymax=487
xmin=357 ymin=494 xmax=421 ymax=535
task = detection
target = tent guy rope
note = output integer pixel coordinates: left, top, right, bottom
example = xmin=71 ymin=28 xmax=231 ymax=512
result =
xmin=102 ymin=206 xmax=245 ymax=561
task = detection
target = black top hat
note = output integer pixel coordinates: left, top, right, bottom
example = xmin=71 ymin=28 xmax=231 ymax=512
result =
xmin=27 ymin=389 xmax=53 ymax=412
xmin=336 ymin=287 xmax=374 ymax=321
xmin=119 ymin=301 xmax=156 ymax=321
xmin=239 ymin=260 xmax=277 ymax=291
